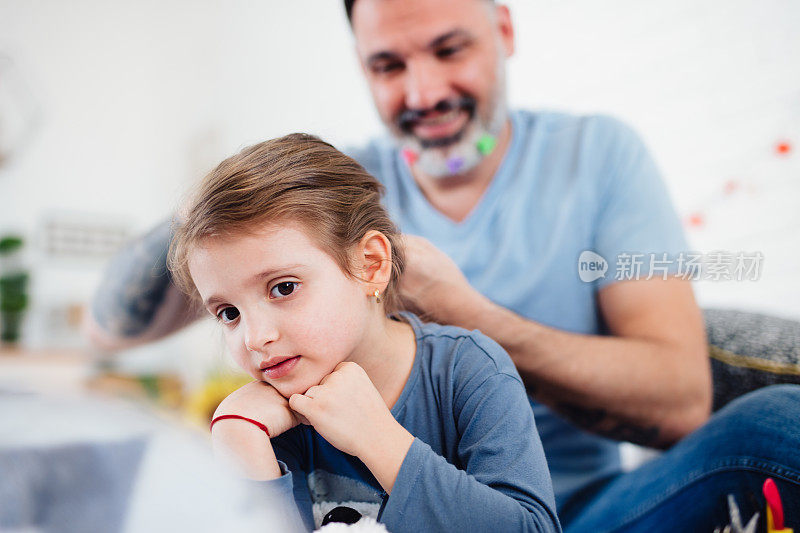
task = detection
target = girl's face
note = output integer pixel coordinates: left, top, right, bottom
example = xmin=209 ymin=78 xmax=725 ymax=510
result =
xmin=188 ymin=222 xmax=373 ymax=398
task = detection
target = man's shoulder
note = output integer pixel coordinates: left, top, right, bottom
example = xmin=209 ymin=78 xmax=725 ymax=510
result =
xmin=514 ymin=110 xmax=648 ymax=181
xmin=514 ymin=109 xmax=638 ymax=142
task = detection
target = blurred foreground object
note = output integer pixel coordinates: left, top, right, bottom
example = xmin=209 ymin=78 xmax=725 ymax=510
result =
xmin=316 ymin=516 xmax=389 ymax=532
xmin=0 ymin=234 xmax=29 ymax=344
xmin=0 ymin=389 xmax=305 ymax=532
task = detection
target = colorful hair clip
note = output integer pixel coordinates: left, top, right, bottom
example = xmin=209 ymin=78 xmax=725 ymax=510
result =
xmin=446 ymin=156 xmax=464 ymax=174
xmin=401 ymin=148 xmax=418 ymax=166
xmin=476 ymin=134 xmax=497 ymax=156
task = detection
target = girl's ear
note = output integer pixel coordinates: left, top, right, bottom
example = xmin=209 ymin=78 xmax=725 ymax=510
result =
xmin=357 ymin=230 xmax=393 ymax=290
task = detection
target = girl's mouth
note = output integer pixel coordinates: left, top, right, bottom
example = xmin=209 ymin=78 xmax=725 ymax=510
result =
xmin=261 ymin=356 xmax=301 ymax=379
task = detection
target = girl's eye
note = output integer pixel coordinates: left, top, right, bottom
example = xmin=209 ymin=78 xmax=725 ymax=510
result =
xmin=270 ymin=281 xmax=298 ymax=299
xmin=216 ymin=306 xmax=240 ymax=323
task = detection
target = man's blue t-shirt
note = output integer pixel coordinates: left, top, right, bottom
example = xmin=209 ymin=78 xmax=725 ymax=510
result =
xmin=268 ymin=313 xmax=560 ymax=532
xmin=348 ymin=110 xmax=689 ymax=509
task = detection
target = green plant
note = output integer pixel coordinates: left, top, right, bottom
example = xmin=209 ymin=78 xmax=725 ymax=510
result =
xmin=0 ymin=234 xmax=28 ymax=343
xmin=0 ymin=236 xmax=23 ymax=255
xmin=0 ymin=273 xmax=29 ymax=312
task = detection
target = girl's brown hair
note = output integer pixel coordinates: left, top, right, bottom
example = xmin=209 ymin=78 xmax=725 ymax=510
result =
xmin=168 ymin=133 xmax=406 ymax=312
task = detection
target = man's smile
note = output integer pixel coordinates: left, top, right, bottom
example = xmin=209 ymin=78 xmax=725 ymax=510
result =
xmin=411 ymin=108 xmax=470 ymax=144
xmin=397 ymin=96 xmax=477 ymax=148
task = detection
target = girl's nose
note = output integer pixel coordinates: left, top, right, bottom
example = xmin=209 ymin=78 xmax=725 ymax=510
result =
xmin=244 ymin=318 xmax=279 ymax=353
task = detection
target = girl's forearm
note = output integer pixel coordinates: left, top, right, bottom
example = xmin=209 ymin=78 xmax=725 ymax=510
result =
xmin=358 ymin=421 xmax=415 ymax=494
xmin=211 ymin=420 xmax=283 ymax=480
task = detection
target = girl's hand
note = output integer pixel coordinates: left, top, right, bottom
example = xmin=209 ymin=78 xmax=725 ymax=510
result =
xmin=210 ymin=380 xmax=302 ymax=480
xmin=288 ymin=362 xmax=409 ymax=458
xmin=213 ymin=380 xmax=302 ymax=438
xmin=289 ymin=362 xmax=414 ymax=493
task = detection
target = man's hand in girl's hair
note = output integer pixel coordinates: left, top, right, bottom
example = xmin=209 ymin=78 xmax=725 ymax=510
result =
xmin=289 ymin=362 xmax=414 ymax=494
xmin=398 ymin=235 xmax=485 ymax=325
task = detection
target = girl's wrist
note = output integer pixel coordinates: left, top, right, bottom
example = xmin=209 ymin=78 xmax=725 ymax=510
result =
xmin=211 ymin=419 xmax=282 ymax=480
xmin=358 ymin=419 xmax=415 ymax=494
xmin=211 ymin=414 xmax=270 ymax=436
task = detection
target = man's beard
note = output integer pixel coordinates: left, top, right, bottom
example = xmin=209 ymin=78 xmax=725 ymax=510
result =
xmin=390 ymin=91 xmax=507 ymax=179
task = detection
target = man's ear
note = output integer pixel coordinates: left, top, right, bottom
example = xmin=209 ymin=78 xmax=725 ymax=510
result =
xmin=496 ymin=5 xmax=515 ymax=57
xmin=357 ymin=230 xmax=393 ymax=290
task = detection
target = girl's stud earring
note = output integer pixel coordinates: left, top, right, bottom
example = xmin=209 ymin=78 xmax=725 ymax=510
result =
xmin=373 ymin=289 xmax=382 ymax=304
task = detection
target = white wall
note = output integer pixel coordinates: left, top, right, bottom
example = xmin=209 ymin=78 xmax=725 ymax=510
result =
xmin=511 ymin=0 xmax=800 ymax=318
xmin=0 ymin=0 xmax=798 ymax=360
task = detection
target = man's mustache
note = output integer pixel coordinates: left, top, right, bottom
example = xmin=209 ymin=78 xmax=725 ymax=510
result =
xmin=397 ymin=96 xmax=477 ymax=144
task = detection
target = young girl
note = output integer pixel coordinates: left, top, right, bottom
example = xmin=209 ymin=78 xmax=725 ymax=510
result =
xmin=168 ymin=134 xmax=560 ymax=532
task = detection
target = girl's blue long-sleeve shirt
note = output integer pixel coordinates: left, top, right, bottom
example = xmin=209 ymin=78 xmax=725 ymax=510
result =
xmin=265 ymin=313 xmax=561 ymax=532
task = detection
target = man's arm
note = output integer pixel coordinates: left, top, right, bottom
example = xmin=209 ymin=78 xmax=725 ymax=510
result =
xmin=400 ymin=236 xmax=711 ymax=449
xmin=83 ymin=220 xmax=204 ymax=351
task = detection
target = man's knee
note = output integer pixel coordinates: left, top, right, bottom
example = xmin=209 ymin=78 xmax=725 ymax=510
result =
xmin=720 ymin=383 xmax=800 ymax=419
xmin=694 ymin=384 xmax=800 ymax=457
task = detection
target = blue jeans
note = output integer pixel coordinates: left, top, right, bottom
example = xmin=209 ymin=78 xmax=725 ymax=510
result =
xmin=562 ymin=384 xmax=800 ymax=532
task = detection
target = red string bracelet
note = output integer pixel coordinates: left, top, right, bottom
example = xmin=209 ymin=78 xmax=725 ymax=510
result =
xmin=209 ymin=415 xmax=270 ymax=437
